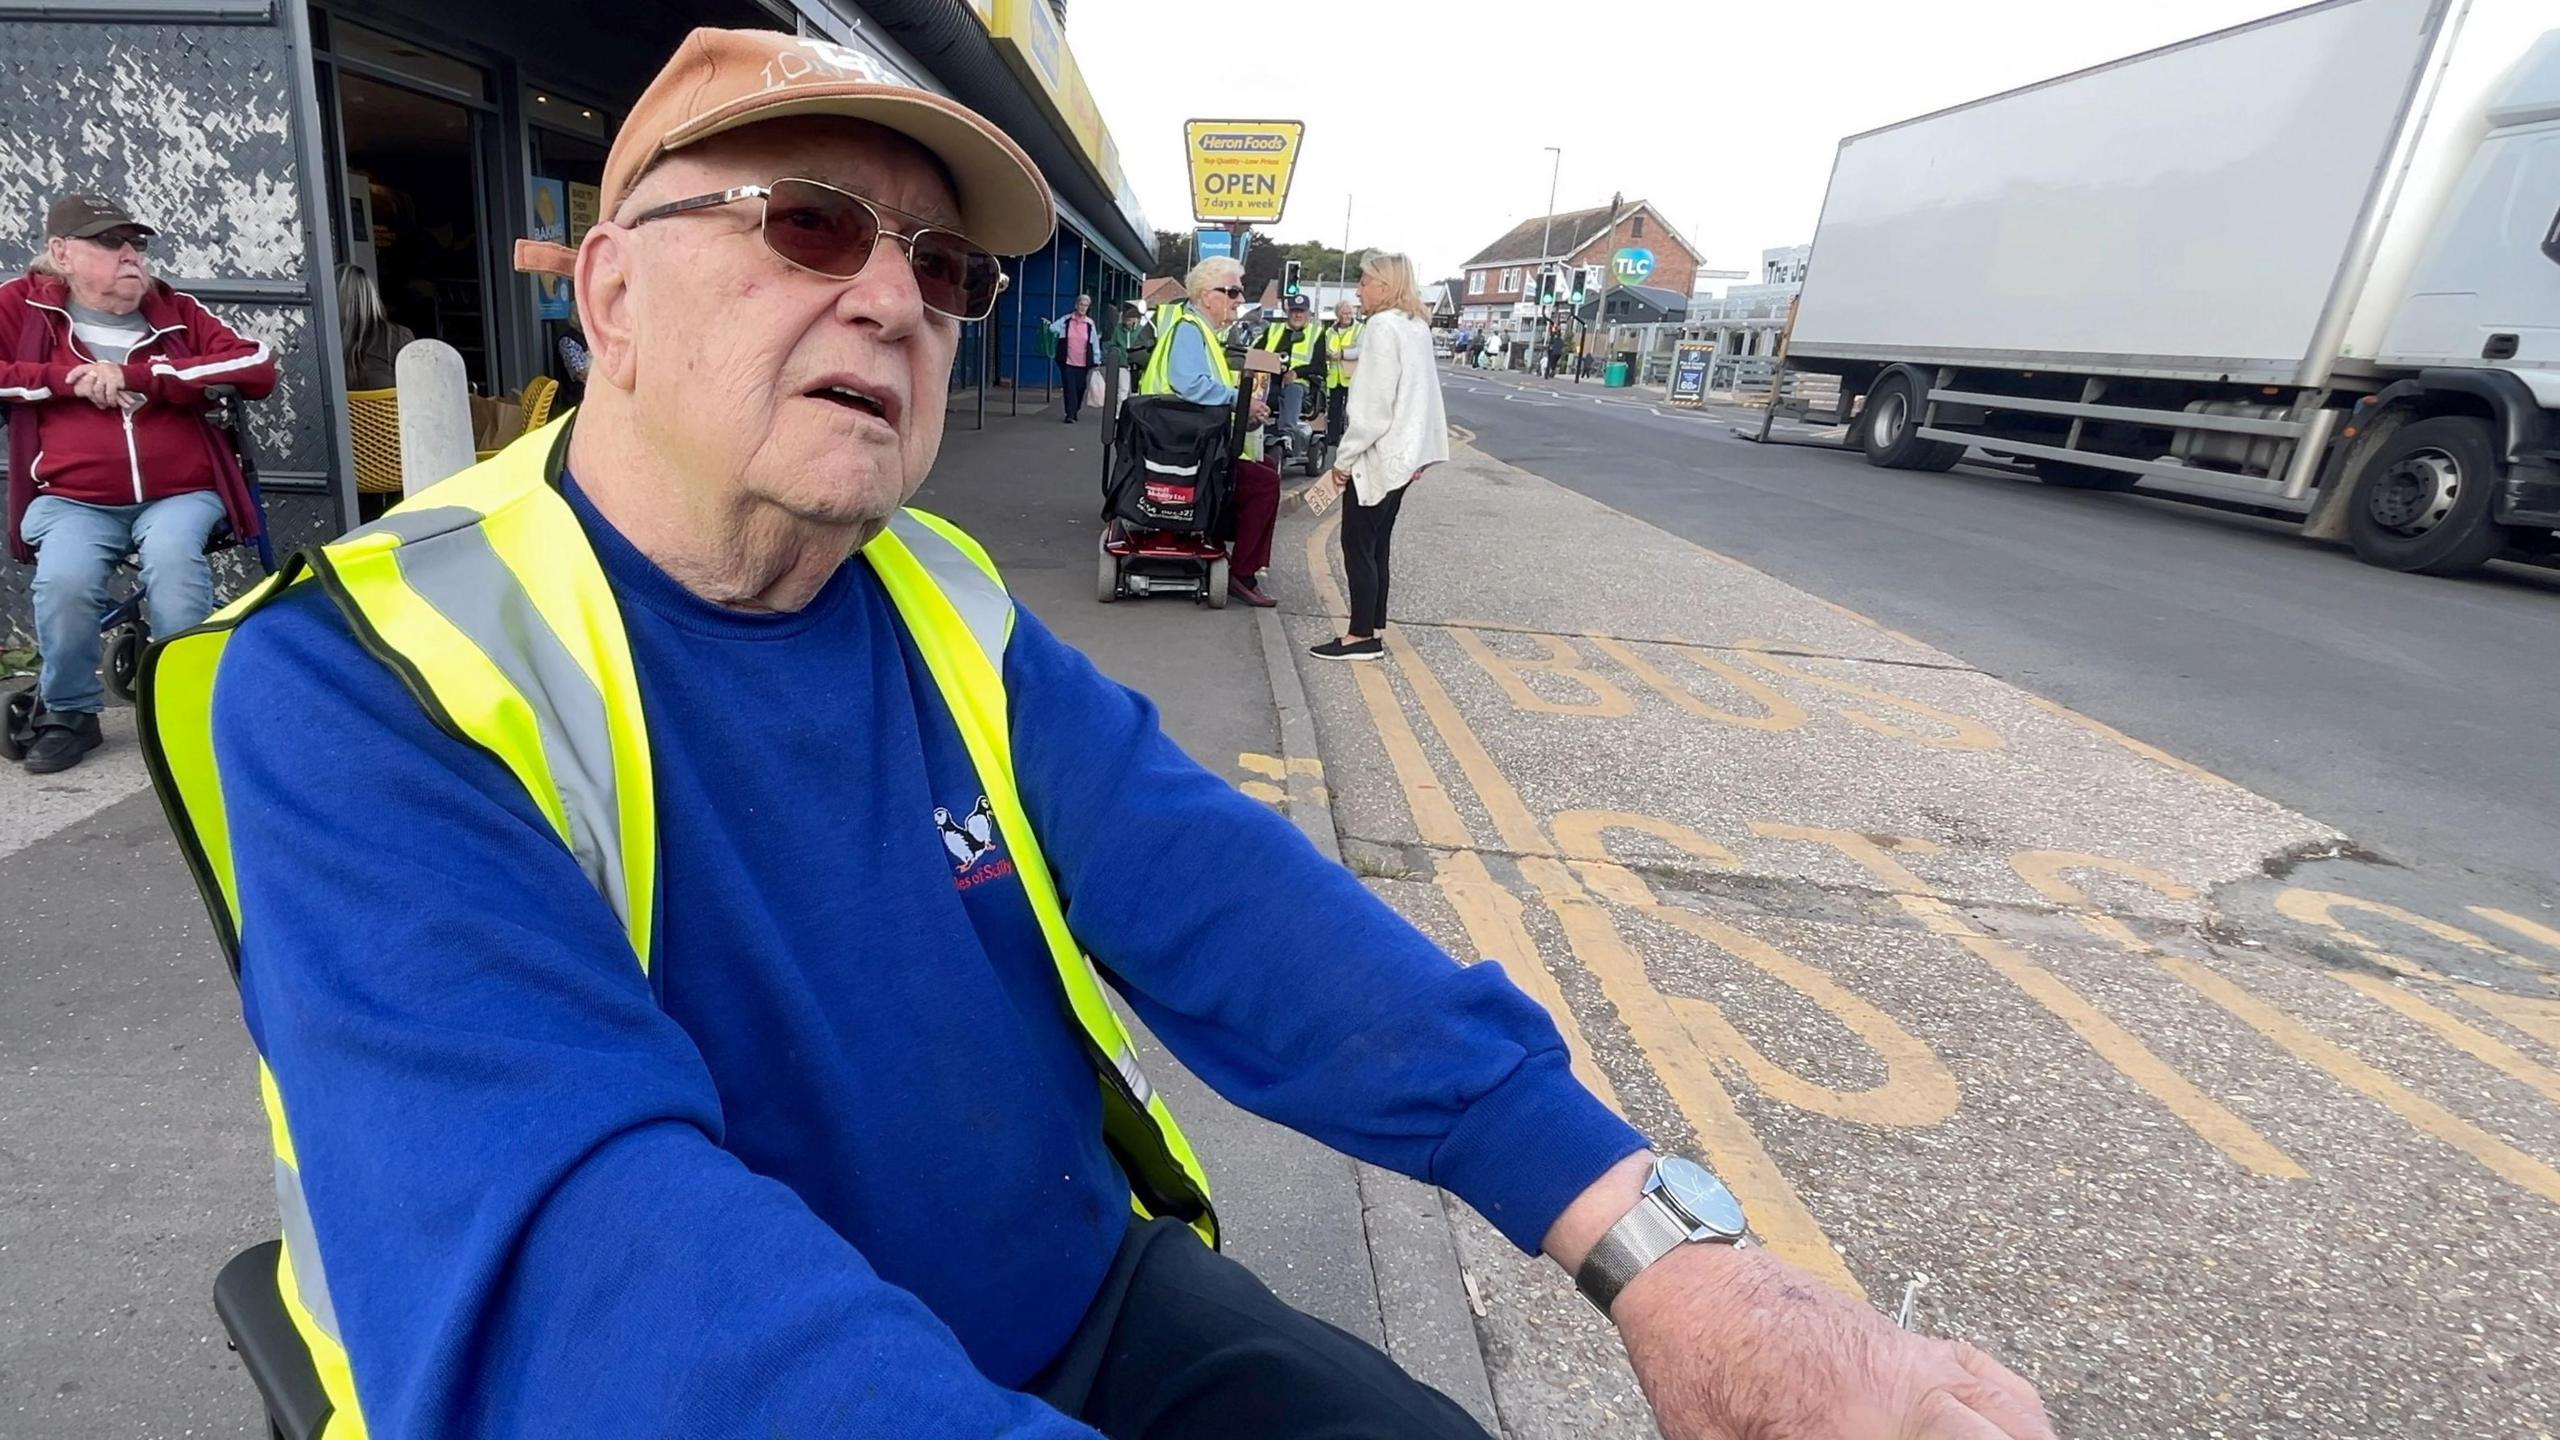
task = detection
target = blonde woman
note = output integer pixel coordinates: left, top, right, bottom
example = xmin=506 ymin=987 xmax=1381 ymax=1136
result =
xmin=1311 ymin=253 xmax=1449 ymax=661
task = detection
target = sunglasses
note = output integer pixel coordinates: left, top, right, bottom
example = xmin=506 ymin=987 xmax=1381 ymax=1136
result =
xmin=630 ymin=177 xmax=1009 ymax=321
xmin=82 ymin=233 xmax=150 ymax=256
xmin=1212 ymin=285 xmax=1247 ymax=299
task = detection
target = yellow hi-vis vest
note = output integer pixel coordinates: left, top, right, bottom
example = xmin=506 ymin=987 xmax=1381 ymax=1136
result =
xmin=1139 ymin=303 xmax=1250 ymax=460
xmin=1259 ymin=320 xmax=1319 ymax=376
xmin=1138 ymin=302 xmax=1234 ymax=396
xmin=136 ymin=418 xmax=1217 ymax=1439
xmin=1323 ymin=320 xmax=1363 ymax=391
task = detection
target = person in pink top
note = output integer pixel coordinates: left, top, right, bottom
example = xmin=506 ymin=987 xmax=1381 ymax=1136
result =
xmin=1054 ymin=293 xmax=1098 ymax=424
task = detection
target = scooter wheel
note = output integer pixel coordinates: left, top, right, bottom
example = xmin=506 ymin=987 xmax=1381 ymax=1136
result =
xmin=104 ymin=627 xmax=143 ymax=702
xmin=1205 ymin=557 xmax=1230 ymax=610
xmin=0 ymin=687 xmax=35 ymax=762
xmin=1096 ymin=534 xmax=1120 ymax=603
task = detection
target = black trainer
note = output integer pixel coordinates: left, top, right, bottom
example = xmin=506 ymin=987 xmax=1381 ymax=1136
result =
xmin=23 ymin=709 xmax=103 ymax=774
xmin=1308 ymin=637 xmax=1382 ymax=662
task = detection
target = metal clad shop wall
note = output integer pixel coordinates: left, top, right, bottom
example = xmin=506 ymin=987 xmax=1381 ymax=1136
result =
xmin=0 ymin=14 xmax=342 ymax=644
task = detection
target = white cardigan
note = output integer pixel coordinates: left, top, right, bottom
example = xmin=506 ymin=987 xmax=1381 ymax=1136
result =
xmin=1330 ymin=310 xmax=1450 ymax=507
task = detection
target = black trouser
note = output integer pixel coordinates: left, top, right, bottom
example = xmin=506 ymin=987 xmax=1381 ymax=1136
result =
xmin=1325 ymin=386 xmax=1348 ymax=448
xmin=1062 ymin=362 xmax=1093 ymax=421
xmin=1340 ymin=484 xmax=1406 ymax=637
xmin=1033 ymin=1218 xmax=1489 ymax=1440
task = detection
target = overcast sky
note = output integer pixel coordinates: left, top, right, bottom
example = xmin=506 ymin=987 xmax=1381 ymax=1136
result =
xmin=1069 ymin=0 xmax=2289 ymax=287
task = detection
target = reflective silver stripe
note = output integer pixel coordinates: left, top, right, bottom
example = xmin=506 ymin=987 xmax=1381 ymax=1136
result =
xmin=888 ymin=513 xmax=1012 ymax=668
xmin=274 ymin=1157 xmax=344 ymax=1344
xmin=1113 ymin=1045 xmax=1156 ymax=1108
xmin=390 ymin=525 xmax=635 ymax=940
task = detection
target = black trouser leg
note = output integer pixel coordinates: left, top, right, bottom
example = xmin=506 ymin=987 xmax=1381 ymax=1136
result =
xmin=1035 ymin=1219 xmax=1490 ymax=1440
xmin=1340 ymin=485 xmax=1404 ymax=636
xmin=1062 ymin=362 xmax=1090 ymax=420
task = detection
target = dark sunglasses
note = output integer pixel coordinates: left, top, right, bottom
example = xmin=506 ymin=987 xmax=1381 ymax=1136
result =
xmin=81 ymin=232 xmax=150 ymax=256
xmin=630 ymin=177 xmax=1009 ymax=321
xmin=1212 ymin=285 xmax=1247 ymax=299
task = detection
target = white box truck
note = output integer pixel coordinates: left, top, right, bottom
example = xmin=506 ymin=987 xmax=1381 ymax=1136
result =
xmin=1783 ymin=0 xmax=2560 ymax=575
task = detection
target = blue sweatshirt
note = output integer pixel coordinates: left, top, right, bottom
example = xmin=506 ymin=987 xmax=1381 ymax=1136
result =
xmin=212 ymin=476 xmax=1642 ymax=1436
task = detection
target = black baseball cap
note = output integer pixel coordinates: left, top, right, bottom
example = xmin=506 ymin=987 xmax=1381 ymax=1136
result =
xmin=1286 ymin=295 xmax=1312 ymax=313
xmin=45 ymin=194 xmax=156 ymax=241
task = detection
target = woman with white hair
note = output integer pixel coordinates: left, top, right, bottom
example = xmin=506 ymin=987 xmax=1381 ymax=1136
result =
xmin=1310 ymin=252 xmax=1448 ymax=661
xmin=1134 ymin=256 xmax=1282 ymax=607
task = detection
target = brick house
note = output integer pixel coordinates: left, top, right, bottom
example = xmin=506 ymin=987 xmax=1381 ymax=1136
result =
xmin=1455 ymin=199 xmax=1704 ymax=331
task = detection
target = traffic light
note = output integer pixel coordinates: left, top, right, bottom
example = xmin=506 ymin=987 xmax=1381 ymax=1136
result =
xmin=1283 ymin=261 xmax=1302 ymax=298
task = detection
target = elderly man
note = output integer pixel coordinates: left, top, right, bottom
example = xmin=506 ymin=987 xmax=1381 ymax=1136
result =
xmin=1 ymin=194 xmax=274 ymax=773
xmin=140 ymin=29 xmax=2049 ymax=1440
xmin=1322 ymin=298 xmax=1362 ymax=448
xmin=1138 ymin=254 xmax=1283 ymax=607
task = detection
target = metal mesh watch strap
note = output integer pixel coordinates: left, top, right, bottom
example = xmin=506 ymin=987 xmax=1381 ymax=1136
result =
xmin=1574 ymin=1191 xmax=1696 ymax=1315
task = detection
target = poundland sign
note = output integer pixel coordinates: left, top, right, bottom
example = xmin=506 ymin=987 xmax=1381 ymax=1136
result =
xmin=1185 ymin=119 xmax=1305 ymax=224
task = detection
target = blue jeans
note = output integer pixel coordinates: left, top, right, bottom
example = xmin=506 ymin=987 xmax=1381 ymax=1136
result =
xmin=1276 ymin=379 xmax=1311 ymax=451
xmin=19 ymin=490 xmax=225 ymax=714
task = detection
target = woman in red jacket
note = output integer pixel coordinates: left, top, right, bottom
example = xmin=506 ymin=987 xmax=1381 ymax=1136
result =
xmin=1 ymin=194 xmax=277 ymax=773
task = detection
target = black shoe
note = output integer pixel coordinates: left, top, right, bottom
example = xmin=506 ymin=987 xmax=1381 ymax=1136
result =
xmin=23 ymin=709 xmax=103 ymax=774
xmin=1308 ymin=637 xmax=1382 ymax=662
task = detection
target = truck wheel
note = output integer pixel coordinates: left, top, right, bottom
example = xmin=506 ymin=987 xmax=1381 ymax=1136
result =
xmin=2345 ymin=415 xmax=2507 ymax=576
xmin=2034 ymin=459 xmax=2140 ymax=491
xmin=1859 ymin=371 xmax=1964 ymax=471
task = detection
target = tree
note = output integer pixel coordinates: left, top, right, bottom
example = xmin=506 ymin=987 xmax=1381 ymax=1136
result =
xmin=1150 ymin=230 xmax=1189 ymax=280
xmin=1239 ymin=238 xmax=1374 ymax=303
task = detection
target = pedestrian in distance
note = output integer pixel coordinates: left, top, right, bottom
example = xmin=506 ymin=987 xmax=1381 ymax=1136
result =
xmin=1053 ymin=292 xmax=1099 ymax=424
xmin=140 ymin=31 xmax=2055 ymax=1440
xmin=1312 ymin=253 xmax=1447 ymax=663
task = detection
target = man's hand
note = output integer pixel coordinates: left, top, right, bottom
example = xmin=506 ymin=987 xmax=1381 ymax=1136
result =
xmin=67 ymin=362 xmax=127 ymax=409
xmin=1549 ymin=1154 xmax=2052 ymax=1440
xmin=1249 ymin=397 xmax=1271 ymax=425
xmin=1616 ymin=1245 xmax=2053 ymax=1440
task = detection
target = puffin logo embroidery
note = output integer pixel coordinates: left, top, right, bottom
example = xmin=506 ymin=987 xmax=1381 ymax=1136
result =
xmin=934 ymin=796 xmax=1014 ymax=890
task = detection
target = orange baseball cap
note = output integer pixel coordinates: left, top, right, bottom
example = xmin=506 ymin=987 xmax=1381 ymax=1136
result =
xmin=514 ymin=28 xmax=1054 ymax=276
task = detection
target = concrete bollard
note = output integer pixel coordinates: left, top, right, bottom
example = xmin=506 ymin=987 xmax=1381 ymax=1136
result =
xmin=394 ymin=341 xmax=478 ymax=499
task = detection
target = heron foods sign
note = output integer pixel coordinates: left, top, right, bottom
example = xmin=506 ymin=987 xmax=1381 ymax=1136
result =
xmin=1185 ymin=119 xmax=1304 ymax=224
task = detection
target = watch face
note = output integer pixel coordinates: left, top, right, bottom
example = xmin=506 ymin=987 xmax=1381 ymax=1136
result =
xmin=1655 ymin=1157 xmax=1747 ymax=1239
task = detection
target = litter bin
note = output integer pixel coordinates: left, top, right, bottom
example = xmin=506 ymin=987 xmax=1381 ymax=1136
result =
xmin=1604 ymin=360 xmax=1631 ymax=388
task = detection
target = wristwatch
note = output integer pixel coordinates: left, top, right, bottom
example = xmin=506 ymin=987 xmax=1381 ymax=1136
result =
xmin=1573 ymin=1156 xmax=1749 ymax=1316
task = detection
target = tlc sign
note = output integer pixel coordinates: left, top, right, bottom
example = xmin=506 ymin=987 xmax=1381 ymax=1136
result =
xmin=1610 ymin=246 xmax=1657 ymax=286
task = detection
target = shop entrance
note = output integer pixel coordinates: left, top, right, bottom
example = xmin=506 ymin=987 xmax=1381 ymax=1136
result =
xmin=336 ymin=71 xmax=486 ymax=383
xmin=321 ymin=18 xmax=497 ymax=389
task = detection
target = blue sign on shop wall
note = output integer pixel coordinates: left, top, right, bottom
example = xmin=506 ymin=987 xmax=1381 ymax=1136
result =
xmin=1195 ymin=227 xmax=1250 ymax=265
xmin=530 ymin=178 xmax=572 ymax=320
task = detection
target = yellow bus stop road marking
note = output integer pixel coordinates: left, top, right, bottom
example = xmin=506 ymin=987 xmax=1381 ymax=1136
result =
xmin=1762 ymin=829 xmax=2307 ymax=1181
xmin=2019 ymin=857 xmax=2560 ymax=1206
xmin=1306 ymin=515 xmax=1863 ymax=1296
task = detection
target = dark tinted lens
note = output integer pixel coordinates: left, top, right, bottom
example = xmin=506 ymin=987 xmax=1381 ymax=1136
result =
xmin=758 ymin=179 xmax=879 ymax=278
xmin=907 ymin=230 xmax=1003 ymax=319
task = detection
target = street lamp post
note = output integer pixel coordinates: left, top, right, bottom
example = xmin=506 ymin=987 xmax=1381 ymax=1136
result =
xmin=1537 ymin=146 xmax=1560 ymax=369
xmin=1337 ymin=194 xmax=1353 ymax=303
